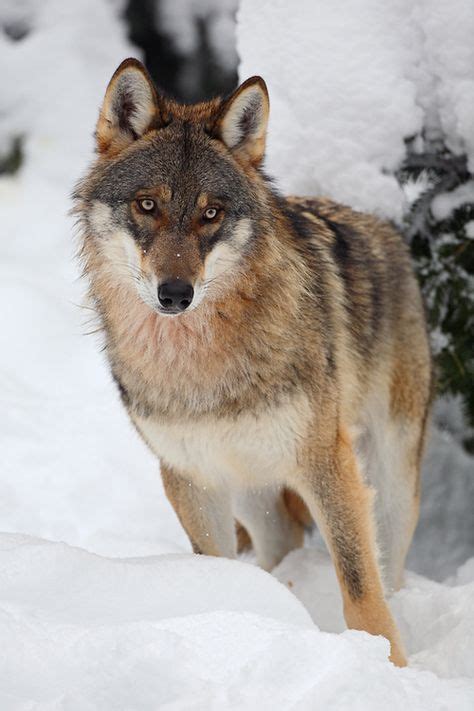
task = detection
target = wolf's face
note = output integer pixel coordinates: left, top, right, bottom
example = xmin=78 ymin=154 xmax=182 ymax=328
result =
xmin=76 ymin=59 xmax=270 ymax=316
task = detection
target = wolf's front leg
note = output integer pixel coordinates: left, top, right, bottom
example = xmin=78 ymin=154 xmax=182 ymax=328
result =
xmin=295 ymin=427 xmax=407 ymax=667
xmin=160 ymin=463 xmax=236 ymax=558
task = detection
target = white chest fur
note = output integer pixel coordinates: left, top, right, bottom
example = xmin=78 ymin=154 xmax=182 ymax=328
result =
xmin=133 ymin=393 xmax=312 ymax=490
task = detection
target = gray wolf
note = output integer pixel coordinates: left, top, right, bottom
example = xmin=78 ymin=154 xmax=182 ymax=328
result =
xmin=73 ymin=58 xmax=433 ymax=666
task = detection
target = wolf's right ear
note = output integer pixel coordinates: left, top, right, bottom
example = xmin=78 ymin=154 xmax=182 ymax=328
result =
xmin=96 ymin=58 xmax=167 ymax=157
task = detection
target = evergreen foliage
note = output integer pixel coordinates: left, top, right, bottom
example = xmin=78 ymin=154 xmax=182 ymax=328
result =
xmin=399 ymin=144 xmax=474 ymax=447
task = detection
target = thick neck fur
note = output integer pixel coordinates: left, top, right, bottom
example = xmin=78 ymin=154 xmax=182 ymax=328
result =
xmin=84 ymin=216 xmax=319 ymax=421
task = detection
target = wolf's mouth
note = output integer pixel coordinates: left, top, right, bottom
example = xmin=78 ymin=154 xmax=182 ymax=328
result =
xmin=154 ymin=305 xmax=187 ymax=317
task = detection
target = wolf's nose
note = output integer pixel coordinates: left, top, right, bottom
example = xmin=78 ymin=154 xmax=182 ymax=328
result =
xmin=158 ymin=280 xmax=194 ymax=312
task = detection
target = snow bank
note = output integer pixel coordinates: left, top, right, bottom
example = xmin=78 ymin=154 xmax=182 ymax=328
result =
xmin=237 ymin=0 xmax=474 ymax=220
xmin=274 ymin=543 xmax=474 ymax=680
xmin=1 ymin=534 xmax=473 ymax=710
xmin=0 ymin=534 xmax=310 ymax=627
xmin=0 ymin=0 xmax=137 ymax=181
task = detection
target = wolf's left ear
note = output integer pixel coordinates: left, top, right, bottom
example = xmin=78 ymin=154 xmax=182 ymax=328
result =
xmin=213 ymin=77 xmax=269 ymax=166
xmin=96 ymin=58 xmax=167 ymax=156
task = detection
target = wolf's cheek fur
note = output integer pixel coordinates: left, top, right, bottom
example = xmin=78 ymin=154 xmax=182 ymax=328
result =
xmin=89 ymin=202 xmax=139 ymax=277
xmin=198 ymin=218 xmax=253 ymax=302
xmin=88 ymin=201 xmax=157 ymax=308
xmin=104 ymin=232 xmax=158 ymax=311
xmin=88 ymin=201 xmax=116 ymax=238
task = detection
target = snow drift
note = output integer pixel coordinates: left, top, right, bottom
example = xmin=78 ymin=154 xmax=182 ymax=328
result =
xmin=1 ymin=535 xmax=473 ymax=710
xmin=238 ymin=0 xmax=474 ymax=221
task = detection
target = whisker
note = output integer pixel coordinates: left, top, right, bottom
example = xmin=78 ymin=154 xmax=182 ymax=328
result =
xmin=82 ymin=327 xmax=105 ymax=337
xmin=70 ymin=301 xmax=98 ymax=314
xmin=201 ymin=264 xmax=241 ymax=288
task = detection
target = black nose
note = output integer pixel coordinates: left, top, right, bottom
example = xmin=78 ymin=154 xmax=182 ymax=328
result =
xmin=157 ymin=280 xmax=194 ymax=312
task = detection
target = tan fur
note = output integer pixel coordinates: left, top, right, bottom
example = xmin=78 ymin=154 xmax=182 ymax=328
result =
xmin=74 ymin=61 xmax=433 ymax=667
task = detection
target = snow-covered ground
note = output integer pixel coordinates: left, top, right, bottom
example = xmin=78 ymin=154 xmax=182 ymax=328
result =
xmin=0 ymin=1 xmax=473 ymax=708
xmin=1 ymin=534 xmax=474 ymax=709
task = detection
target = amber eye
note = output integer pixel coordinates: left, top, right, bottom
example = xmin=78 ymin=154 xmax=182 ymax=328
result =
xmin=203 ymin=207 xmax=219 ymax=221
xmin=137 ymin=198 xmax=156 ymax=213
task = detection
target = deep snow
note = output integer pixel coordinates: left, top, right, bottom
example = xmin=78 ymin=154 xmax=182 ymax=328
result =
xmin=238 ymin=0 xmax=474 ymax=221
xmin=0 ymin=0 xmax=473 ymax=708
xmin=1 ymin=534 xmax=474 ymax=710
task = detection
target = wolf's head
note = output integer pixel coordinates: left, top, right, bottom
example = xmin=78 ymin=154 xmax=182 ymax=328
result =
xmin=75 ymin=58 xmax=271 ymax=317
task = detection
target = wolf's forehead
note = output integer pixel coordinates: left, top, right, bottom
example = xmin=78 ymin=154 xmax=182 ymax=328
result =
xmin=91 ymin=130 xmax=249 ymax=205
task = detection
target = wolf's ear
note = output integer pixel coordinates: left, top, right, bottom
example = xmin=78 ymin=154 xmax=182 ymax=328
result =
xmin=213 ymin=77 xmax=269 ymax=166
xmin=96 ymin=58 xmax=167 ymax=156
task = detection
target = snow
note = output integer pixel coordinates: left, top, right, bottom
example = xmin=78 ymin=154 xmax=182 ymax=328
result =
xmin=431 ymin=179 xmax=474 ymax=220
xmin=0 ymin=0 xmax=473 ymax=708
xmin=465 ymin=220 xmax=474 ymax=239
xmin=237 ymin=0 xmax=474 ymax=221
xmin=1 ymin=534 xmax=474 ymax=710
xmin=412 ymin=0 xmax=474 ymax=170
xmin=401 ymin=171 xmax=434 ymax=208
xmin=408 ymin=418 xmax=474 ymax=579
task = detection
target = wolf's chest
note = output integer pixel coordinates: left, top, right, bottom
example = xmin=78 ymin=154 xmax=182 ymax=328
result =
xmin=133 ymin=394 xmax=311 ymax=488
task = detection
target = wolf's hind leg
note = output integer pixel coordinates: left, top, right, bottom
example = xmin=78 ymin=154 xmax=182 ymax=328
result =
xmin=233 ymin=487 xmax=304 ymax=571
xmin=361 ymin=414 xmax=425 ymax=593
xmin=161 ymin=464 xmax=236 ymax=558
xmin=359 ymin=355 xmax=431 ymax=593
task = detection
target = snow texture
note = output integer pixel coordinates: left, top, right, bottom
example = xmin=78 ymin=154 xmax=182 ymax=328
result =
xmin=1 ymin=534 xmax=474 ymax=710
xmin=431 ymin=179 xmax=474 ymax=220
xmin=0 ymin=0 xmax=473 ymax=708
xmin=238 ymin=0 xmax=474 ymax=222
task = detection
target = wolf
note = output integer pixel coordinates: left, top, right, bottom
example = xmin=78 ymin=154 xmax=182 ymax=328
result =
xmin=73 ymin=58 xmax=433 ymax=666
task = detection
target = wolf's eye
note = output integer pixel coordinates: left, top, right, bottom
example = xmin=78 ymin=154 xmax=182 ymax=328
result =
xmin=203 ymin=207 xmax=219 ymax=221
xmin=137 ymin=198 xmax=156 ymax=213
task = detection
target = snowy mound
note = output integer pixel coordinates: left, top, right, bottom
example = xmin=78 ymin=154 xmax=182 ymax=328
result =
xmin=238 ymin=0 xmax=474 ymax=221
xmin=1 ymin=535 xmax=474 ymax=710
xmin=0 ymin=534 xmax=310 ymax=627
